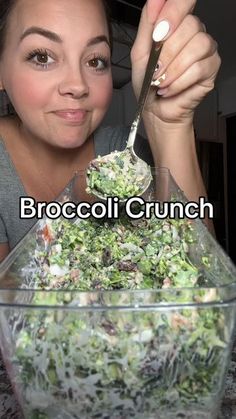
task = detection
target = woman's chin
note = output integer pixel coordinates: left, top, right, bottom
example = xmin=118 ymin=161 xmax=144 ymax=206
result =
xmin=53 ymin=136 xmax=87 ymax=150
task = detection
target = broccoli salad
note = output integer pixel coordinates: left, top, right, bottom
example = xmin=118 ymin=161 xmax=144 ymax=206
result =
xmin=6 ymin=213 xmax=232 ymax=419
xmin=86 ymin=149 xmax=152 ymax=199
xmin=27 ymin=215 xmax=208 ymax=291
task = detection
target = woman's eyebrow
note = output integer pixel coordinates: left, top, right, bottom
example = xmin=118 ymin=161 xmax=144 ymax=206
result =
xmin=87 ymin=35 xmax=110 ymax=48
xmin=19 ymin=28 xmax=110 ymax=48
xmin=20 ymin=27 xmax=62 ymax=43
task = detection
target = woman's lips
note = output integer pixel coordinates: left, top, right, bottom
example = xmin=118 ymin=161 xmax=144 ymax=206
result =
xmin=54 ymin=109 xmax=87 ymax=123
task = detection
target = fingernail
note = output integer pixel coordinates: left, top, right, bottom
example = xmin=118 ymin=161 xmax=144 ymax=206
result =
xmin=157 ymin=87 xmax=168 ymax=96
xmin=151 ymin=73 xmax=166 ymax=87
xmin=153 ymin=20 xmax=170 ymax=42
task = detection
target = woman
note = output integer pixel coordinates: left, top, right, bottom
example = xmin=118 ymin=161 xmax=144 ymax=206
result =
xmin=0 ymin=0 xmax=220 ymax=261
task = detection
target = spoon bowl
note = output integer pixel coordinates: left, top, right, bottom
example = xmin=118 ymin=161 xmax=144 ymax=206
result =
xmin=86 ymin=148 xmax=153 ymax=202
xmin=86 ymin=40 xmax=163 ymax=202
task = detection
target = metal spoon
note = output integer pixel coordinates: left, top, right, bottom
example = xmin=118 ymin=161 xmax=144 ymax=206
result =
xmin=86 ymin=40 xmax=163 ymax=202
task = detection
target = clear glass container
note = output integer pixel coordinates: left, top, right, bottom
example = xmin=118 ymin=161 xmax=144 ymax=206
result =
xmin=0 ymin=168 xmax=236 ymax=419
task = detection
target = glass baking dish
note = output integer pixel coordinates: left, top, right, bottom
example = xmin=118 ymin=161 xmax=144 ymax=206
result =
xmin=0 ymin=168 xmax=236 ymax=419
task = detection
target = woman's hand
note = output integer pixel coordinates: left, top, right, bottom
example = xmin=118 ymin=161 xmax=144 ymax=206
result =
xmin=130 ymin=0 xmax=219 ymax=234
xmin=131 ymin=0 xmax=221 ymax=125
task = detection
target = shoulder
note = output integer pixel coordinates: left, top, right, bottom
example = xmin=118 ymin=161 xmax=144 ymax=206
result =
xmin=0 ymin=117 xmax=23 ymax=193
xmin=0 ymin=115 xmax=12 ymax=131
xmin=0 ymin=116 xmax=8 ymax=137
xmin=94 ymin=125 xmax=130 ymax=156
xmin=0 ymin=115 xmax=19 ymax=140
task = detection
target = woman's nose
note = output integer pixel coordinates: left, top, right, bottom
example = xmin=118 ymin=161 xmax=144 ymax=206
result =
xmin=58 ymin=67 xmax=89 ymax=98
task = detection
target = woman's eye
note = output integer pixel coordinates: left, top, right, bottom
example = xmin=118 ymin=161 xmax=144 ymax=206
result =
xmin=27 ymin=50 xmax=55 ymax=68
xmin=87 ymin=57 xmax=109 ymax=71
xmin=33 ymin=53 xmax=54 ymax=66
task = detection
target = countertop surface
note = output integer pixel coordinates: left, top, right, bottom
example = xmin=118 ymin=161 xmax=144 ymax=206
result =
xmin=0 ymin=340 xmax=236 ymax=419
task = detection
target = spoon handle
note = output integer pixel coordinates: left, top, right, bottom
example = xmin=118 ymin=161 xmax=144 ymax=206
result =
xmin=126 ymin=41 xmax=163 ymax=149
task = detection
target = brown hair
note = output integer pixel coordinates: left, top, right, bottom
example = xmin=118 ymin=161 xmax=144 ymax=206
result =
xmin=0 ymin=0 xmax=17 ymax=57
xmin=0 ymin=0 xmax=113 ymax=58
xmin=102 ymin=0 xmax=113 ymax=52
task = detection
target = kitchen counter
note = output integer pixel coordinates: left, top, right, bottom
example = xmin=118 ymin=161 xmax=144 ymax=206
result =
xmin=0 ymin=339 xmax=236 ymax=419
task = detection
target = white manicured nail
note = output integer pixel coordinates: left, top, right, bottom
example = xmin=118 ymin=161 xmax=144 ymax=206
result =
xmin=153 ymin=20 xmax=170 ymax=42
xmin=151 ymin=73 xmax=166 ymax=87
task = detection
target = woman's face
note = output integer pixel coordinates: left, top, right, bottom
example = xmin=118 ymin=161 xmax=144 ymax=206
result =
xmin=0 ymin=0 xmax=113 ymax=148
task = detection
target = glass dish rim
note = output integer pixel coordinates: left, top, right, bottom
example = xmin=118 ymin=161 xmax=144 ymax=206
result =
xmin=1 ymin=283 xmax=236 ymax=310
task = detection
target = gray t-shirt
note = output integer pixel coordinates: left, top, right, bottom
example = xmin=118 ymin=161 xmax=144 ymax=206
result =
xmin=0 ymin=125 xmax=153 ymax=250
